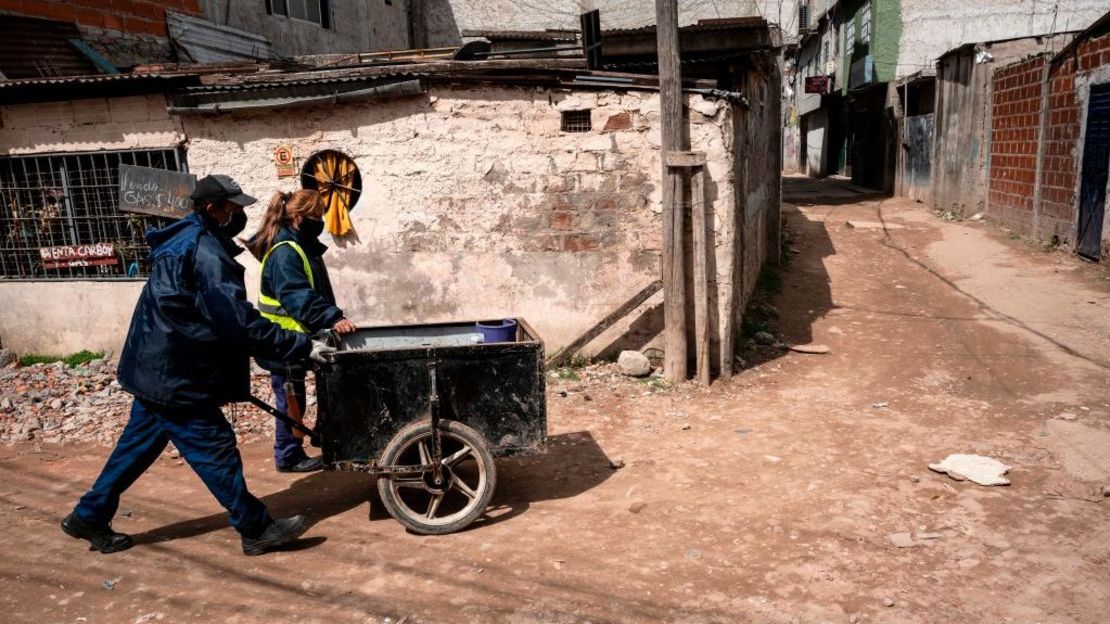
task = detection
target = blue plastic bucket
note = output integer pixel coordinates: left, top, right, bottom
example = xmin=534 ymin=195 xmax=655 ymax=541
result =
xmin=476 ymin=318 xmax=518 ymax=343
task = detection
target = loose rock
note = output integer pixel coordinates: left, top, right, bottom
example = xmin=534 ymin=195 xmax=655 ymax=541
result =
xmin=888 ymin=532 xmax=915 ymax=548
xmin=617 ymin=351 xmax=652 ymax=377
xmin=883 ymin=597 xmax=895 ymax=607
xmin=788 ymin=344 xmax=831 ymax=355
xmin=928 ymin=454 xmax=1011 ymax=486
xmin=753 ymin=331 xmax=777 ymax=346
xmin=609 ymin=458 xmax=625 ymax=470
xmin=628 ymin=502 xmax=647 ymax=514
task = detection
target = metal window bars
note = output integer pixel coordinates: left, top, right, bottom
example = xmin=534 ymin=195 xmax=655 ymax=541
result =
xmin=0 ymin=148 xmax=184 ymax=280
xmin=561 ymin=110 xmax=592 ymax=133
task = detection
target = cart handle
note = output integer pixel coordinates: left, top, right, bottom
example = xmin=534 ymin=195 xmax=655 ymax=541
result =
xmin=247 ymin=395 xmax=322 ymax=448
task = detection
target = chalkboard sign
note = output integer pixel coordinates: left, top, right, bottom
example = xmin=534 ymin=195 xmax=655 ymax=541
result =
xmin=118 ymin=164 xmax=196 ymax=219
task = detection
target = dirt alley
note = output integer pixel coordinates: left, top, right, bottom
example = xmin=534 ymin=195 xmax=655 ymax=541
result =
xmin=2 ymin=176 xmax=1109 ymax=624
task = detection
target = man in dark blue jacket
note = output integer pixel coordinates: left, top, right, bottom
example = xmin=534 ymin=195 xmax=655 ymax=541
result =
xmin=61 ymin=175 xmax=334 ymax=556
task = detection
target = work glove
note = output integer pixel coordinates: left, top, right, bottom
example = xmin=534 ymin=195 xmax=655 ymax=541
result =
xmin=309 ymin=340 xmax=337 ymax=364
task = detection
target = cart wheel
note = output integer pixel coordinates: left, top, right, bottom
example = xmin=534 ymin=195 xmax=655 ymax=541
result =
xmin=377 ymin=420 xmax=496 ymax=535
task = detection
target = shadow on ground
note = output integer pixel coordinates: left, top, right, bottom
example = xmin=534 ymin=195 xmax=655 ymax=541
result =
xmin=125 ymin=431 xmax=612 ymax=544
xmin=740 ymin=187 xmax=838 ymax=369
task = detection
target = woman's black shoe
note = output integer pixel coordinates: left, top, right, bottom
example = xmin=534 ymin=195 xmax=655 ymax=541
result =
xmin=61 ymin=513 xmax=134 ymax=554
xmin=277 ymin=456 xmax=323 ymax=473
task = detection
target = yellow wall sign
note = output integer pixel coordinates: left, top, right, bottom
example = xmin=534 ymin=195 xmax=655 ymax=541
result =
xmin=273 ymin=145 xmax=296 ymax=178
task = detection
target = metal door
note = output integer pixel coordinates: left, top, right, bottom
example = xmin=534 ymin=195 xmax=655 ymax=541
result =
xmin=1076 ymin=84 xmax=1110 ymax=260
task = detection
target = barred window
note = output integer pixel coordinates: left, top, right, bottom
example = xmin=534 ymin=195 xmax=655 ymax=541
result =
xmin=0 ymin=148 xmax=186 ymax=281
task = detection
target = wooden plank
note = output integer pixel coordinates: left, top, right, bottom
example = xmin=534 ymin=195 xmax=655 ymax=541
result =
xmin=657 ymin=0 xmax=688 ymax=383
xmin=546 ymin=280 xmax=663 ymax=368
xmin=118 ymin=165 xmax=195 ymax=219
xmin=691 ymin=167 xmax=710 ymax=385
xmin=665 ymin=150 xmax=707 ymax=168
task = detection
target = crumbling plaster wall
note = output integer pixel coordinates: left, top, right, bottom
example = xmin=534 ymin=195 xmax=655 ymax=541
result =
xmin=0 ymin=95 xmax=184 ymax=355
xmin=180 ymin=85 xmax=742 ymax=357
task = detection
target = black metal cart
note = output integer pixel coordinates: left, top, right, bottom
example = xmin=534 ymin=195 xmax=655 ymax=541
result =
xmin=286 ymin=319 xmax=546 ymax=535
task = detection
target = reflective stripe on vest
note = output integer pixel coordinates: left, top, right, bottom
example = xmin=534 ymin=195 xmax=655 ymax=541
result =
xmin=258 ymin=240 xmax=315 ymax=334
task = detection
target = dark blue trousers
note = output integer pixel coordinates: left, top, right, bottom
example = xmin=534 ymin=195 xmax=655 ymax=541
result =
xmin=270 ymin=374 xmax=309 ymax=469
xmin=74 ymin=398 xmax=272 ymax=538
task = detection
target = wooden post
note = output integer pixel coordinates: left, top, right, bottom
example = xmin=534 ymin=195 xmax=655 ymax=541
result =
xmin=690 ymin=165 xmax=710 ymax=386
xmin=656 ymin=0 xmax=687 ymax=383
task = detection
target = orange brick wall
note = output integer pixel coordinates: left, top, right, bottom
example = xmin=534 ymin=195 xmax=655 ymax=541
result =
xmin=0 ymin=0 xmax=200 ymax=37
xmin=987 ymin=30 xmax=1110 ymax=243
xmin=1037 ymin=31 xmax=1110 ymax=238
xmin=988 ymin=56 xmax=1045 ymax=235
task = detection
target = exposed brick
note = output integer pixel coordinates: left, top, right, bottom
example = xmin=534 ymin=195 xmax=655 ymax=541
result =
xmin=103 ymin=14 xmax=124 ymax=32
xmin=602 ymin=112 xmax=632 ymax=132
xmin=74 ymin=7 xmax=103 ymax=27
xmin=563 ymin=233 xmax=602 ymax=252
xmin=550 ymin=210 xmax=575 ymax=231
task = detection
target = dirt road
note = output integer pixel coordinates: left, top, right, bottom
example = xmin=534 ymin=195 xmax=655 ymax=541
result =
xmin=2 ymin=177 xmax=1109 ymax=624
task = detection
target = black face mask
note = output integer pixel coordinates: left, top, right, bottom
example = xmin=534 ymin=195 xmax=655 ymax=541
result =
xmin=219 ymin=211 xmax=248 ymax=238
xmin=300 ymin=218 xmax=325 ymax=240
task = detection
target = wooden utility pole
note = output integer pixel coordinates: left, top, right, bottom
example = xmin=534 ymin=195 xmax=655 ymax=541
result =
xmin=656 ymin=0 xmax=687 ymax=382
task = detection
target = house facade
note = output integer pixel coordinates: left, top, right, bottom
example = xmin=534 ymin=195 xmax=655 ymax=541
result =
xmin=984 ymin=14 xmax=1110 ymax=260
xmin=0 ymin=23 xmax=782 ymax=378
xmin=786 ymin=0 xmax=1108 ymax=192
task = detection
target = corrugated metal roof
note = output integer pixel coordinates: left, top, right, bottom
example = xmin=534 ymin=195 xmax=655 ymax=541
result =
xmin=460 ymin=29 xmax=579 ymax=41
xmin=603 ymin=17 xmax=768 ymax=36
xmin=166 ymin=10 xmax=274 ymax=64
xmin=185 ymin=71 xmax=426 ymax=93
xmin=0 ymin=72 xmax=189 ymax=89
xmin=0 ymin=15 xmax=101 ymax=79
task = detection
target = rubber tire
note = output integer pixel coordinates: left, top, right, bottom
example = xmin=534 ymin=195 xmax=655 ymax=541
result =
xmin=377 ymin=419 xmax=497 ymax=535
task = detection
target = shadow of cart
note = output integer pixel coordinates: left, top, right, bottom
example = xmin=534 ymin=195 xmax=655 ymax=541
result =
xmin=131 ymin=431 xmax=612 ymax=545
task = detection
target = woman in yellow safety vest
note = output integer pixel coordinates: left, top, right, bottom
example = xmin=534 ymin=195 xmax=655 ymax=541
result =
xmin=245 ymin=190 xmax=356 ymax=472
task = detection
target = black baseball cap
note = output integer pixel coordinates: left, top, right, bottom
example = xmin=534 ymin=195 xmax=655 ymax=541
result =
xmin=190 ymin=174 xmax=257 ymax=207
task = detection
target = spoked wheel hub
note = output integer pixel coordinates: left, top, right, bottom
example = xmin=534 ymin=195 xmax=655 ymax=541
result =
xmin=377 ymin=420 xmax=497 ymax=535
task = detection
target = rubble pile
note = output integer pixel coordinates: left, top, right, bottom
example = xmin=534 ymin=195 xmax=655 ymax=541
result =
xmin=0 ymin=360 xmax=313 ymax=446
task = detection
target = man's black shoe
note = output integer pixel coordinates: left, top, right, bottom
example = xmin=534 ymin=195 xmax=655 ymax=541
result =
xmin=277 ymin=456 xmax=324 ymax=473
xmin=61 ymin=512 xmax=133 ymax=554
xmin=242 ymin=515 xmax=310 ymax=556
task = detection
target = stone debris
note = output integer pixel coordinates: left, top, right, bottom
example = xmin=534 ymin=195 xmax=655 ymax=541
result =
xmin=608 ymin=458 xmax=626 ymax=470
xmin=883 ymin=597 xmax=895 ymax=608
xmin=0 ymin=359 xmax=314 ymax=446
xmin=617 ymin=350 xmax=652 ymax=377
xmin=888 ymin=532 xmax=916 ymax=548
xmin=0 ymin=349 xmax=15 ymax=368
xmin=753 ymin=331 xmax=777 ymax=346
xmin=1055 ymin=412 xmax=1078 ymax=421
xmin=928 ymin=454 xmax=1011 ymax=486
xmin=788 ymin=343 xmax=831 ymax=354
xmin=872 ymin=402 xmax=889 ymax=409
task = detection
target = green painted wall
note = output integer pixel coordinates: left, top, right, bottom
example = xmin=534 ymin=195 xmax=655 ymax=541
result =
xmin=873 ymin=0 xmax=902 ymax=83
xmin=838 ymin=0 xmax=902 ymax=93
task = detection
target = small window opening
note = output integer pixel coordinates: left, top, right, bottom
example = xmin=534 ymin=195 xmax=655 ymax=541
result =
xmin=561 ymin=110 xmax=592 ymax=133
